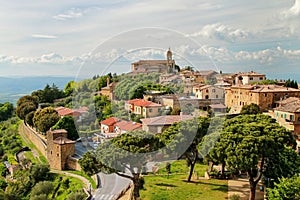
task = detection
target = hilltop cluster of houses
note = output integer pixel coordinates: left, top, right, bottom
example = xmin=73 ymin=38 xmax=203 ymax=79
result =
xmin=92 ymin=48 xmax=300 ymax=151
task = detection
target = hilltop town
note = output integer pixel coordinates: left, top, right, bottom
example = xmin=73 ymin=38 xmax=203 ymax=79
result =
xmin=1 ymin=48 xmax=300 ymax=200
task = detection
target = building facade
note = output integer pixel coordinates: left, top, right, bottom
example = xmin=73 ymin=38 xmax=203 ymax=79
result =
xmin=225 ymin=84 xmax=300 ymax=114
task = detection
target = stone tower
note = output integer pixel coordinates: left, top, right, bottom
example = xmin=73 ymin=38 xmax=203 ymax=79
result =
xmin=166 ymin=48 xmax=174 ymax=73
xmin=46 ymin=129 xmax=75 ymax=170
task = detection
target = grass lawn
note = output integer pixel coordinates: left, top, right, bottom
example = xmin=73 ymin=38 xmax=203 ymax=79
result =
xmin=65 ymin=170 xmax=97 ymax=189
xmin=140 ymin=160 xmax=228 ymax=200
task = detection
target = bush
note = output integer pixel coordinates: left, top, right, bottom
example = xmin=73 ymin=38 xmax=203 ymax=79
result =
xmin=229 ymin=194 xmax=241 ymax=200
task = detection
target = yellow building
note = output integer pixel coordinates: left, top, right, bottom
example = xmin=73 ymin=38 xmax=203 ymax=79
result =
xmin=225 ymin=84 xmax=300 ymax=114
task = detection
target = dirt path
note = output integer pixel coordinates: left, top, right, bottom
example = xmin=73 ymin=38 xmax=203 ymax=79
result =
xmin=228 ymin=177 xmax=264 ymax=200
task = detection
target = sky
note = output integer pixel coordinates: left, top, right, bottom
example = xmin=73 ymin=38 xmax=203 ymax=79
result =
xmin=1 ymin=0 xmax=300 ymax=80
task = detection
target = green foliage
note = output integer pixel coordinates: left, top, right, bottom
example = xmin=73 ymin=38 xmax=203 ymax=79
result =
xmin=267 ymin=174 xmax=300 ymax=199
xmin=252 ymin=80 xmax=279 ymax=85
xmin=64 ymin=81 xmax=75 ymax=97
xmin=264 ymin=146 xmax=300 ymax=186
xmin=52 ymin=116 xmax=79 ymax=140
xmin=31 ymin=83 xmax=65 ymax=103
xmin=240 ymin=103 xmax=261 ymax=114
xmin=30 ymin=181 xmax=54 ymax=198
xmin=33 ymin=107 xmax=60 ymax=133
xmin=0 ymin=177 xmax=7 ymax=190
xmin=67 ymin=191 xmax=86 ymax=200
xmin=160 ymin=117 xmax=210 ymax=182
xmin=78 ymin=152 xmax=101 ymax=176
xmin=29 ymin=164 xmax=50 ymax=185
xmin=211 ymin=114 xmax=296 ymax=199
xmin=284 ymin=79 xmax=298 ymax=89
xmin=114 ymin=73 xmax=162 ymax=100
xmin=0 ymin=102 xmax=14 ymax=122
xmin=95 ymin=130 xmax=164 ymax=199
xmin=16 ymin=95 xmax=38 ymax=120
xmin=229 ymin=194 xmax=241 ymax=200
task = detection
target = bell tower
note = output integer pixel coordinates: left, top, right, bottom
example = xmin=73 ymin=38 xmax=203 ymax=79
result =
xmin=166 ymin=48 xmax=174 ymax=73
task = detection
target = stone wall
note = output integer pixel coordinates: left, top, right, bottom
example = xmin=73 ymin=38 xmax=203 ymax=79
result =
xmin=19 ymin=122 xmax=47 ymax=157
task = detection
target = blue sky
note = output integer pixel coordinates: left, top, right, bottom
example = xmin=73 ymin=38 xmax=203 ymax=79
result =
xmin=1 ymin=0 xmax=300 ymax=80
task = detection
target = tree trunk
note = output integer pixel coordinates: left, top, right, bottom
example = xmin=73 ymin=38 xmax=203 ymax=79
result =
xmin=187 ymin=159 xmax=196 ymax=182
xmin=249 ymin=180 xmax=257 ymax=200
xmin=133 ymin=173 xmax=140 ymax=200
xmin=221 ymin=162 xmax=225 ymax=176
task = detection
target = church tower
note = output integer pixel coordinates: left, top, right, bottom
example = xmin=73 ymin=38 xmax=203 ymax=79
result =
xmin=166 ymin=48 xmax=174 ymax=73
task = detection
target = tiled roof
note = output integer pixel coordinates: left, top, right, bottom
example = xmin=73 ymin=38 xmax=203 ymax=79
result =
xmin=55 ymin=107 xmax=80 ymax=117
xmin=141 ymin=115 xmax=194 ymax=126
xmin=132 ymin=60 xmax=173 ymax=65
xmin=229 ymin=84 xmax=300 ymax=93
xmin=275 ymin=97 xmax=300 ymax=104
xmin=115 ymin=121 xmax=142 ymax=131
xmin=100 ymin=117 xmax=120 ymax=126
xmin=234 ymin=71 xmax=265 ymax=76
xmin=53 ymin=136 xmax=75 ymax=144
xmin=274 ymin=97 xmax=300 ymax=113
xmin=128 ymin=99 xmax=163 ymax=107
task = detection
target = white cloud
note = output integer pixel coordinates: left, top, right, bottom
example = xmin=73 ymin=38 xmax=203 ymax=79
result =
xmin=53 ymin=8 xmax=84 ymax=21
xmin=31 ymin=34 xmax=57 ymax=39
xmin=186 ymin=23 xmax=251 ymax=42
xmin=280 ymin=0 xmax=300 ymax=19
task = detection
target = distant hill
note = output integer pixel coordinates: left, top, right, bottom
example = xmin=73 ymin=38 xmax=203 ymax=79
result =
xmin=0 ymin=76 xmax=74 ymax=104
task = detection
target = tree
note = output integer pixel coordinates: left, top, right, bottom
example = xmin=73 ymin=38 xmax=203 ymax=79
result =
xmin=64 ymin=80 xmax=75 ymax=97
xmin=52 ymin=116 xmax=79 ymax=140
xmin=29 ymin=164 xmax=50 ymax=185
xmin=67 ymin=191 xmax=86 ymax=200
xmin=263 ymin=146 xmax=300 ymax=187
xmin=0 ymin=102 xmax=14 ymax=122
xmin=33 ymin=107 xmax=60 ymax=133
xmin=30 ymin=181 xmax=54 ymax=198
xmin=160 ymin=117 xmax=210 ymax=182
xmin=78 ymin=152 xmax=101 ymax=176
xmin=240 ymin=103 xmax=260 ymax=114
xmin=218 ymin=114 xmax=295 ymax=200
xmin=16 ymin=95 xmax=38 ymax=121
xmin=267 ymin=174 xmax=300 ymax=199
xmin=95 ymin=130 xmax=163 ymax=199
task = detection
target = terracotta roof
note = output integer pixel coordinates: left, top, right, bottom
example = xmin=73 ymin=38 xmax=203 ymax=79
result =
xmin=115 ymin=121 xmax=142 ymax=131
xmin=274 ymin=97 xmax=300 ymax=113
xmin=53 ymin=136 xmax=75 ymax=144
xmin=234 ymin=71 xmax=265 ymax=76
xmin=228 ymin=84 xmax=300 ymax=93
xmin=127 ymin=99 xmax=163 ymax=107
xmin=100 ymin=117 xmax=120 ymax=126
xmin=275 ymin=97 xmax=300 ymax=105
xmin=198 ymin=70 xmax=217 ymax=76
xmin=141 ymin=115 xmax=194 ymax=126
xmin=55 ymin=107 xmax=80 ymax=117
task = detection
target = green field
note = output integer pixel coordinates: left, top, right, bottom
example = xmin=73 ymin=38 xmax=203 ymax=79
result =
xmin=140 ymin=160 xmax=228 ymax=200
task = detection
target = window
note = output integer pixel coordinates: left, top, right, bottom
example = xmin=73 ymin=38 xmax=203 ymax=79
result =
xmin=212 ymin=89 xmax=216 ymax=93
xmin=264 ymin=94 xmax=267 ymax=97
xmin=149 ymin=108 xmax=153 ymax=112
xmin=298 ymin=117 xmax=300 ymax=122
xmin=206 ymin=89 xmax=209 ymax=93
xmin=259 ymin=77 xmax=263 ymax=80
xmin=158 ymin=108 xmax=161 ymax=112
xmin=276 ymin=112 xmax=278 ymax=117
xmin=250 ymin=77 xmax=253 ymax=80
xmin=290 ymin=115 xmax=295 ymax=121
xmin=57 ymin=154 xmax=59 ymax=157
xmin=216 ymin=95 xmax=219 ymax=98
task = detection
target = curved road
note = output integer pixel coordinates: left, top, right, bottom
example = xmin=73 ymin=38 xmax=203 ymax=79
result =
xmin=92 ymin=173 xmax=131 ymax=200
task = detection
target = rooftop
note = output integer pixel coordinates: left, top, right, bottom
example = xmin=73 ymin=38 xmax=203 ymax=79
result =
xmin=127 ymin=99 xmax=163 ymax=107
xmin=53 ymin=136 xmax=75 ymax=144
xmin=274 ymin=98 xmax=300 ymax=113
xmin=228 ymin=84 xmax=300 ymax=92
xmin=115 ymin=121 xmax=142 ymax=131
xmin=141 ymin=115 xmax=194 ymax=126
xmin=100 ymin=117 xmax=121 ymax=126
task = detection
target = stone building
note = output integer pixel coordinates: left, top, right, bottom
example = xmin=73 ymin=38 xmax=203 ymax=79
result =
xmin=131 ymin=48 xmax=175 ymax=74
xmin=225 ymin=84 xmax=300 ymax=114
xmin=232 ymin=71 xmax=266 ymax=85
xmin=46 ymin=129 xmax=75 ymax=170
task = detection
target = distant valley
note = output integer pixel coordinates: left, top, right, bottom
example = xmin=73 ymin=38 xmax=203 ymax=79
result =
xmin=0 ymin=76 xmax=74 ymax=104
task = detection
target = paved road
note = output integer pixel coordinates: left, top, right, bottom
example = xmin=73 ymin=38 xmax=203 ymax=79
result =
xmin=92 ymin=173 xmax=131 ymax=200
